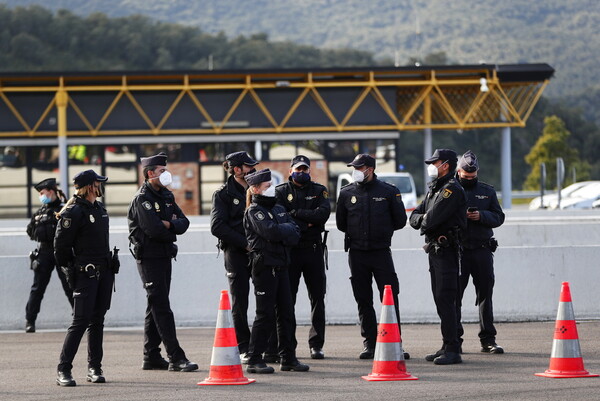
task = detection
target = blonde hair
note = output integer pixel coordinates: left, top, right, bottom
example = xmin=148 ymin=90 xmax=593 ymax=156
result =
xmin=56 ymin=186 xmax=93 ymax=217
xmin=245 ymin=186 xmax=259 ymax=209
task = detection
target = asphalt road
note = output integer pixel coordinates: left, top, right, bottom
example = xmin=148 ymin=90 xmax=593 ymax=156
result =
xmin=1 ymin=322 xmax=599 ymax=400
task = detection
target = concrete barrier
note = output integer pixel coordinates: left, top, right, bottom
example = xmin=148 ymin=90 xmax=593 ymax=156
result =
xmin=1 ymin=210 xmax=599 ymax=330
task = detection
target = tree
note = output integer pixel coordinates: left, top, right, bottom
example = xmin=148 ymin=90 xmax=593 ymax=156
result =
xmin=524 ymin=115 xmax=590 ymax=190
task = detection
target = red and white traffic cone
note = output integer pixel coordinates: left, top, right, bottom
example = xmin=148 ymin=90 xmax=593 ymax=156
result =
xmin=362 ymin=285 xmax=418 ymax=381
xmin=535 ymin=282 xmax=598 ymax=379
xmin=198 ymin=290 xmax=255 ymax=385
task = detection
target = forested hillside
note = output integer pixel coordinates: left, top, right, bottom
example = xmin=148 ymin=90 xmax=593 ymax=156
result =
xmin=4 ymin=0 xmax=599 ymax=99
xmin=0 ymin=3 xmax=598 ymax=186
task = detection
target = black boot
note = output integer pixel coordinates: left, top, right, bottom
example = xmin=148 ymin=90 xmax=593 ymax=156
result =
xmin=433 ymin=352 xmax=462 ymax=365
xmin=56 ymin=370 xmax=76 ymax=387
xmin=86 ymin=367 xmax=106 ymax=383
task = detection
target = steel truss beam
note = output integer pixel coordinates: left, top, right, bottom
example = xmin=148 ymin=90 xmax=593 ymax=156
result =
xmin=0 ymin=66 xmax=551 ymax=138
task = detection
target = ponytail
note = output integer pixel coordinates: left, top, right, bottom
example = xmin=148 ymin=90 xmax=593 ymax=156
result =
xmin=56 ymin=186 xmax=92 ymax=218
xmin=245 ymin=186 xmax=255 ymax=209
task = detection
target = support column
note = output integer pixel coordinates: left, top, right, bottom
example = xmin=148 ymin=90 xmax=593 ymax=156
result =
xmin=423 ymin=94 xmax=432 ymax=194
xmin=56 ymin=88 xmax=69 ymax=197
xmin=501 ymin=126 xmax=512 ymax=209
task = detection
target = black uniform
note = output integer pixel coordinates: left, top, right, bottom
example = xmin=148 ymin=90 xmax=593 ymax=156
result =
xmin=457 ymin=178 xmax=504 ymax=346
xmin=336 ymin=175 xmax=407 ymax=349
xmin=128 ymin=182 xmax=190 ymax=363
xmin=26 ymin=197 xmax=73 ymax=326
xmin=409 ymin=173 xmax=467 ymax=354
xmin=54 ymin=196 xmax=114 ymax=373
xmin=243 ymin=195 xmax=301 ymax=365
xmin=210 ymin=175 xmax=252 ymax=354
xmin=275 ymin=179 xmax=330 ymax=350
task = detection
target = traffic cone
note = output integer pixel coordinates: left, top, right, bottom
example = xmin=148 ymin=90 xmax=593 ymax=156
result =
xmin=362 ymin=285 xmax=418 ymax=381
xmin=198 ymin=290 xmax=256 ymax=385
xmin=535 ymin=282 xmax=598 ymax=379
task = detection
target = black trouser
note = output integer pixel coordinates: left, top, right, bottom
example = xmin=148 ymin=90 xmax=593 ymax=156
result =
xmin=428 ymin=246 xmax=460 ymax=353
xmin=137 ymin=257 xmax=186 ymax=362
xmin=348 ymin=248 xmax=401 ymax=349
xmin=457 ymin=246 xmax=497 ymax=345
xmin=58 ymin=267 xmax=113 ymax=372
xmin=26 ymin=250 xmax=74 ymax=323
xmin=289 ymin=243 xmax=326 ymax=349
xmin=224 ymin=247 xmax=252 ymax=354
xmin=248 ymin=267 xmax=297 ymax=364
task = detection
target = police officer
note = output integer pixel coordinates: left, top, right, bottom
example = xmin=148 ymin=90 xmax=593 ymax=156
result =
xmin=25 ymin=178 xmax=73 ymax=333
xmin=336 ymin=154 xmax=408 ymax=360
xmin=210 ymin=151 xmax=259 ymax=362
xmin=275 ymin=155 xmax=330 ymax=359
xmin=54 ymin=170 xmax=115 ymax=386
xmin=409 ymin=149 xmax=467 ymax=365
xmin=456 ymin=150 xmax=505 ymax=354
xmin=127 ymin=152 xmax=198 ymax=373
xmin=244 ymin=168 xmax=309 ymax=374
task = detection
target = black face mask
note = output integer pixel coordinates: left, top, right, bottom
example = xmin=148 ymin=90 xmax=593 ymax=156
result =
xmin=244 ymin=168 xmax=257 ymax=177
xmin=291 ymin=171 xmax=310 ymax=184
xmin=459 ymin=177 xmax=478 ymax=188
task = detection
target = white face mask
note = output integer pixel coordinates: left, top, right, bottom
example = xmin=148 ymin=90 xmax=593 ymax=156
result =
xmin=262 ymin=185 xmax=276 ymax=198
xmin=158 ymin=171 xmax=172 ymax=187
xmin=427 ymin=161 xmax=447 ymax=179
xmin=352 ymin=169 xmax=367 ymax=183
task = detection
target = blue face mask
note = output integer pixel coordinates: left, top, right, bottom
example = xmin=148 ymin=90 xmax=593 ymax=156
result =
xmin=39 ymin=194 xmax=52 ymax=204
xmin=291 ymin=171 xmax=310 ymax=184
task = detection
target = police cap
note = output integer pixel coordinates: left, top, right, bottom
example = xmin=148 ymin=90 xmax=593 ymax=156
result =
xmin=458 ymin=150 xmax=479 ymax=172
xmin=73 ymin=169 xmax=108 ymax=189
xmin=291 ymin=155 xmax=310 ymax=169
xmin=226 ymin=151 xmax=259 ymax=167
xmin=34 ymin=178 xmax=57 ymax=192
xmin=140 ymin=152 xmax=167 ymax=167
xmin=347 ymin=154 xmax=376 ymax=168
xmin=244 ymin=168 xmax=271 ymax=186
xmin=425 ymin=149 xmax=458 ymax=165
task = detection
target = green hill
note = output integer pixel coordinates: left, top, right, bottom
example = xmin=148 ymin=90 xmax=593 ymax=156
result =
xmin=3 ymin=0 xmax=599 ymax=98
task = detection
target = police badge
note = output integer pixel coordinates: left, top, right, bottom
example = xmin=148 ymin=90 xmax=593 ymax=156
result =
xmin=351 ymin=196 xmax=357 ymax=204
xmin=89 ymin=215 xmax=95 ymax=223
xmin=287 ymin=193 xmax=293 ymax=202
xmin=233 ymin=198 xmax=240 ymax=205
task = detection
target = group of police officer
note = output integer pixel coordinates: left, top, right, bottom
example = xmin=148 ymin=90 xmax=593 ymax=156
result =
xmin=26 ymin=147 xmax=504 ymax=385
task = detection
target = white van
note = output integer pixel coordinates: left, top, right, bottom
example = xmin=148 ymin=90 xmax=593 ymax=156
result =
xmin=336 ymin=172 xmax=418 ymax=211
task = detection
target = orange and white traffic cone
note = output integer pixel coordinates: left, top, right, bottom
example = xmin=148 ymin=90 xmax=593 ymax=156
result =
xmin=198 ymin=290 xmax=256 ymax=385
xmin=362 ymin=285 xmax=418 ymax=381
xmin=535 ymin=282 xmax=598 ymax=379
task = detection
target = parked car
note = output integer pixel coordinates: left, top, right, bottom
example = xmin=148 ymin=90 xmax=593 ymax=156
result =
xmin=558 ymin=182 xmax=600 ymax=209
xmin=528 ymin=181 xmax=599 ymax=210
xmin=336 ymin=172 xmax=418 ymax=211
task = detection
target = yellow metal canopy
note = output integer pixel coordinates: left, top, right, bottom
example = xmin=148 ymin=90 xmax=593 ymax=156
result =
xmin=0 ymin=64 xmax=553 ymax=138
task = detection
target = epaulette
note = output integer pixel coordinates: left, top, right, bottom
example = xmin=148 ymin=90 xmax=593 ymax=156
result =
xmin=478 ymin=181 xmax=494 ymax=189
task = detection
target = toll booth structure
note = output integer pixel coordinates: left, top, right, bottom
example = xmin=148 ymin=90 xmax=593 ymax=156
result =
xmin=0 ymin=64 xmax=553 ymax=217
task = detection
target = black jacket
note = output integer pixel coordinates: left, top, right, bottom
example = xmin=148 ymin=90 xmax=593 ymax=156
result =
xmin=127 ymin=182 xmax=189 ymax=259
xmin=336 ymin=175 xmax=407 ymax=251
xmin=27 ymin=198 xmax=62 ymax=253
xmin=409 ymin=173 xmax=467 ymax=243
xmin=244 ymin=195 xmax=300 ymax=267
xmin=459 ymin=177 xmax=505 ymax=249
xmin=54 ymin=196 xmax=110 ymax=268
xmin=210 ymin=175 xmax=248 ymax=251
xmin=275 ymin=179 xmax=330 ymax=246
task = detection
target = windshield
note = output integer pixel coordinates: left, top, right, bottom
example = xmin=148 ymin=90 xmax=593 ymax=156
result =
xmin=379 ymin=176 xmax=413 ymax=193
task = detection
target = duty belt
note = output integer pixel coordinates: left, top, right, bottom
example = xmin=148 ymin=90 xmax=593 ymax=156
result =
xmin=78 ymin=263 xmax=100 ymax=279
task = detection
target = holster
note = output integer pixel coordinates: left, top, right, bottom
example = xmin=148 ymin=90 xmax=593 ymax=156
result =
xmin=250 ymin=252 xmax=268 ymax=277
xmin=488 ymin=238 xmax=499 ymax=252
xmin=129 ymin=235 xmax=143 ymax=260
xmin=29 ymin=248 xmax=40 ymax=270
xmin=111 ymin=246 xmax=120 ymax=274
xmin=60 ymin=263 xmax=76 ymax=290
xmin=344 ymin=234 xmax=350 ymax=252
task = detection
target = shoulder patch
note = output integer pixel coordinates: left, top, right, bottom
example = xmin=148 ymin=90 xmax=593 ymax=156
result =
xmin=61 ymin=218 xmax=71 ymax=229
xmin=254 ymin=211 xmax=265 ymax=221
xmin=442 ymin=188 xmax=453 ymax=199
xmin=142 ymin=201 xmax=152 ymax=210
